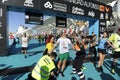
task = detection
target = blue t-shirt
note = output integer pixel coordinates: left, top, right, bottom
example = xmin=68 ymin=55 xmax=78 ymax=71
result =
xmin=98 ymin=37 xmax=108 ymax=49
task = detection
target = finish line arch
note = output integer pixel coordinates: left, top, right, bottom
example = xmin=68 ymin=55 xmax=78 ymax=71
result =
xmin=0 ymin=0 xmax=112 ymax=56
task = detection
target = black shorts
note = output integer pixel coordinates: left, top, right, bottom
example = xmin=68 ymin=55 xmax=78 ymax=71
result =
xmin=22 ymin=47 xmax=27 ymax=50
xmin=112 ymin=51 xmax=120 ymax=58
xmin=98 ymin=48 xmax=106 ymax=54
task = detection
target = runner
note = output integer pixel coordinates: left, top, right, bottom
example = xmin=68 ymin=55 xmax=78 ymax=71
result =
xmin=53 ymin=32 xmax=73 ymax=77
xmin=71 ymin=40 xmax=86 ymax=80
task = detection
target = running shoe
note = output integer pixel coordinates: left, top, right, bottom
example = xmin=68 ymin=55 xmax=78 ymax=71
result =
xmin=111 ymin=69 xmax=115 ymax=74
xmin=81 ymin=66 xmax=86 ymax=71
xmin=100 ymin=66 xmax=103 ymax=72
xmin=60 ymin=72 xmax=65 ymax=77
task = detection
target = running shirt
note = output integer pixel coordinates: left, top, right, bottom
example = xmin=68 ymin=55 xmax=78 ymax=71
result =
xmin=21 ymin=37 xmax=28 ymax=47
xmin=109 ymin=33 xmax=120 ymax=51
xmin=57 ymin=37 xmax=72 ymax=54
xmin=46 ymin=42 xmax=54 ymax=53
xmin=75 ymin=45 xmax=86 ymax=58
xmin=98 ymin=37 xmax=108 ymax=49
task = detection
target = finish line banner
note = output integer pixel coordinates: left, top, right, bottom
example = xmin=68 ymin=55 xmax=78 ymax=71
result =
xmin=39 ymin=0 xmax=112 ymax=20
xmin=0 ymin=0 xmax=112 ymax=20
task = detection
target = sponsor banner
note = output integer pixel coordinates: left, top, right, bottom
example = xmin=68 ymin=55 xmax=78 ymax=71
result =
xmin=0 ymin=0 xmax=112 ymax=12
xmin=40 ymin=0 xmax=111 ymax=19
xmin=63 ymin=0 xmax=100 ymax=10
xmin=69 ymin=4 xmax=100 ymax=18
xmin=98 ymin=4 xmax=112 ymax=20
xmin=63 ymin=0 xmax=112 ymax=12
xmin=0 ymin=0 xmax=112 ymax=20
xmin=99 ymin=5 xmax=112 ymax=13
xmin=0 ymin=0 xmax=40 ymax=9
xmin=63 ymin=0 xmax=112 ymax=20
xmin=40 ymin=0 xmax=68 ymax=13
xmin=25 ymin=12 xmax=43 ymax=25
xmin=99 ymin=12 xmax=111 ymax=20
xmin=99 ymin=19 xmax=106 ymax=30
xmin=56 ymin=16 xmax=67 ymax=28
xmin=99 ymin=21 xmax=106 ymax=27
xmin=87 ymin=10 xmax=97 ymax=18
xmin=40 ymin=0 xmax=100 ymax=18
xmin=71 ymin=6 xmax=85 ymax=16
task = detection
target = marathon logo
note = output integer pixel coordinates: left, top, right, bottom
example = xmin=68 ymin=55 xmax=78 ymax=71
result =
xmin=72 ymin=6 xmax=84 ymax=15
xmin=24 ymin=0 xmax=34 ymax=7
xmin=53 ymin=2 xmax=67 ymax=12
xmin=105 ymin=13 xmax=109 ymax=20
xmin=100 ymin=5 xmax=110 ymax=12
xmin=44 ymin=1 xmax=67 ymax=12
xmin=106 ymin=7 xmax=110 ymax=12
xmin=100 ymin=22 xmax=106 ymax=26
xmin=44 ymin=1 xmax=53 ymax=9
xmin=100 ymin=13 xmax=104 ymax=19
xmin=63 ymin=0 xmax=100 ymax=10
xmin=88 ymin=11 xmax=95 ymax=17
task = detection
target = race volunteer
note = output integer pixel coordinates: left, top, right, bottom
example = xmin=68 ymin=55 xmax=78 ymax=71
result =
xmin=30 ymin=52 xmax=57 ymax=80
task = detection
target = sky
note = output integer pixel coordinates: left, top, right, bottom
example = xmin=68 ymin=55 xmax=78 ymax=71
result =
xmin=8 ymin=11 xmax=50 ymax=33
xmin=8 ymin=11 xmax=34 ymax=33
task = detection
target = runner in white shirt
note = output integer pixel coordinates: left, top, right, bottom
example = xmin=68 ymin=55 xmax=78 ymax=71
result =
xmin=57 ymin=37 xmax=71 ymax=54
xmin=54 ymin=32 xmax=73 ymax=77
xmin=21 ymin=33 xmax=29 ymax=58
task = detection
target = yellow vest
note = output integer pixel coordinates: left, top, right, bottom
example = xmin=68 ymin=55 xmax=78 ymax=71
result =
xmin=32 ymin=55 xmax=55 ymax=80
xmin=109 ymin=33 xmax=120 ymax=51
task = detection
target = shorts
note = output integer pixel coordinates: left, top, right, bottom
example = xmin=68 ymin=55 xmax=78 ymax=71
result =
xmin=58 ymin=52 xmax=69 ymax=61
xmin=98 ymin=48 xmax=106 ymax=54
xmin=112 ymin=51 xmax=120 ymax=58
xmin=22 ymin=47 xmax=27 ymax=50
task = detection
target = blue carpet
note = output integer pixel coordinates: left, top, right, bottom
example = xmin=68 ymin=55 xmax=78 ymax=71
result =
xmin=0 ymin=39 xmax=120 ymax=80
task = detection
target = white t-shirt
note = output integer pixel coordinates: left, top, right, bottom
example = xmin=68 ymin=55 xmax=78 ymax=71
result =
xmin=57 ymin=37 xmax=72 ymax=54
xmin=21 ymin=37 xmax=28 ymax=47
